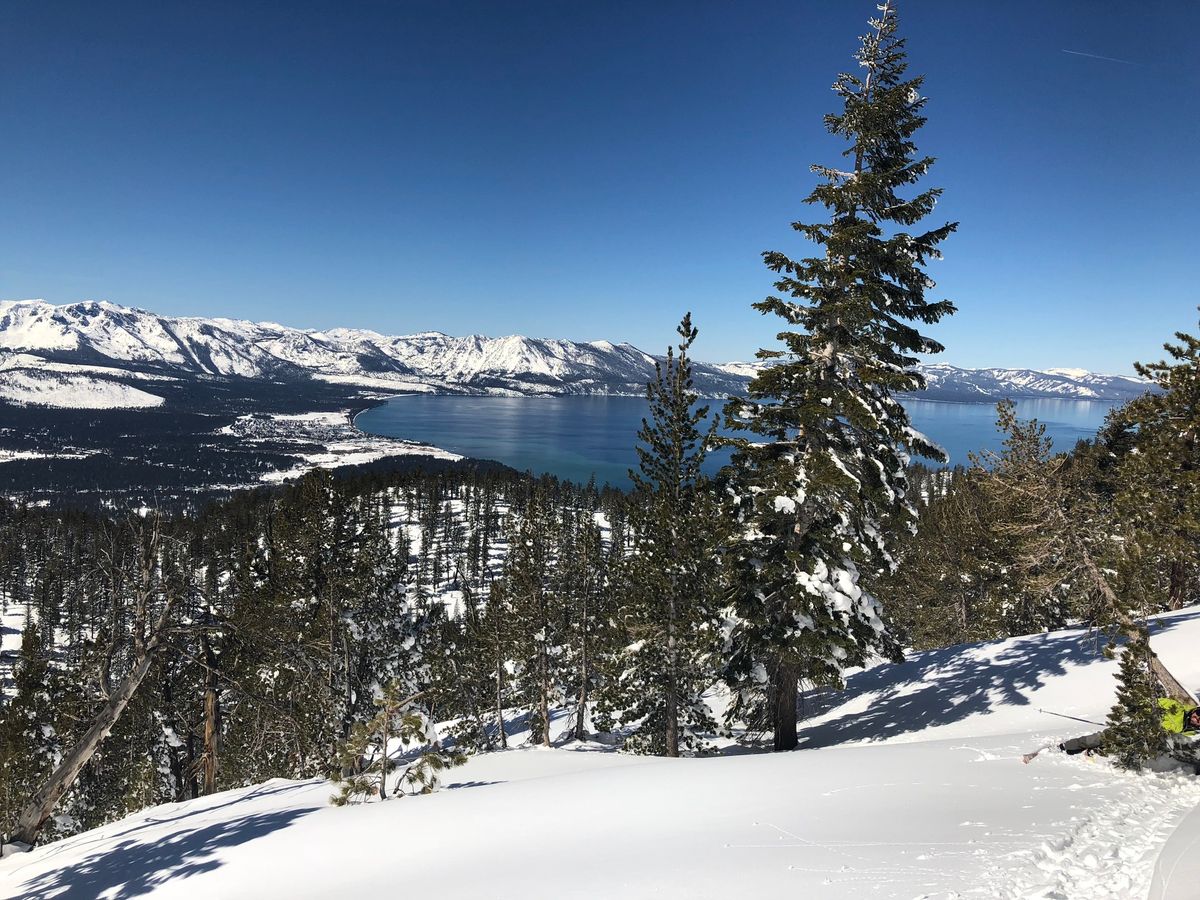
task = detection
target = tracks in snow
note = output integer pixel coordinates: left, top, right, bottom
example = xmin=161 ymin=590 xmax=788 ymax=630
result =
xmin=984 ymin=752 xmax=1200 ymax=899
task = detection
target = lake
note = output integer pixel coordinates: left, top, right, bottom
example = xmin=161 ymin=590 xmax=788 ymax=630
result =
xmin=355 ymin=395 xmax=1117 ymax=488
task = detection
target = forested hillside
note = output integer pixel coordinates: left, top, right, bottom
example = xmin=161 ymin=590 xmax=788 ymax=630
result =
xmin=0 ymin=464 xmax=635 ymax=839
xmin=2 ymin=319 xmax=1196 ymax=844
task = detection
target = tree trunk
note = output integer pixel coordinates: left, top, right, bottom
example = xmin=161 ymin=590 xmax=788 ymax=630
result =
xmin=1073 ymin=535 xmax=1196 ymax=705
xmin=772 ymin=660 xmax=799 ymax=752
xmin=10 ymin=653 xmax=155 ymax=845
xmin=574 ymin=641 xmax=588 ymax=742
xmin=665 ymin=592 xmax=679 ymax=757
xmin=200 ymin=633 xmax=221 ymax=796
xmin=495 ymin=673 xmax=507 ymax=749
xmin=574 ymin=575 xmax=590 ymax=743
xmin=379 ymin=706 xmax=389 ymax=801
xmin=1168 ymin=559 xmax=1189 ymax=611
xmin=493 ymin=635 xmax=507 ymax=750
xmin=539 ymin=642 xmax=552 ymax=748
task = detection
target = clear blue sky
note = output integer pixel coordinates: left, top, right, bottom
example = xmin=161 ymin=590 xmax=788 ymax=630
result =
xmin=1 ymin=1 xmax=1196 ymax=372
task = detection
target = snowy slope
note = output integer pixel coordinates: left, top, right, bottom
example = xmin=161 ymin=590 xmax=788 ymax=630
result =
xmin=0 ymin=369 xmax=164 ymax=409
xmin=0 ymin=300 xmax=1150 ymax=402
xmin=4 ymin=608 xmax=1198 ymax=899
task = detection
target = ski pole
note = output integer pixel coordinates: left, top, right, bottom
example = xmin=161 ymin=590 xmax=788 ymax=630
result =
xmin=1037 ymin=708 xmax=1106 ymax=727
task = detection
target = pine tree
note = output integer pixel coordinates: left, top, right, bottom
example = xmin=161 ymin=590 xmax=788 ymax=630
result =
xmin=973 ymin=402 xmax=1195 ymax=703
xmin=481 ymin=580 xmax=515 ymax=749
xmin=501 ymin=490 xmax=565 ymax=746
xmin=722 ymin=1 xmax=954 ymax=750
xmin=881 ymin=466 xmax=1002 ymax=649
xmin=8 ymin=515 xmax=185 ymax=846
xmin=0 ymin=619 xmax=61 ymax=841
xmin=1103 ymin=628 xmax=1169 ymax=771
xmin=618 ymin=314 xmax=724 ymax=756
xmin=330 ymin=681 xmax=464 ymax=805
xmin=1109 ymin=313 xmax=1200 ymax=611
xmin=555 ymin=508 xmax=614 ymax=743
xmin=969 ymin=401 xmax=1075 ymax=636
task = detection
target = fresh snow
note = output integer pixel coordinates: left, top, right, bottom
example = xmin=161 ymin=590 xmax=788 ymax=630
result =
xmin=4 ymin=608 xmax=1199 ymax=899
xmin=1150 ymin=803 xmax=1200 ymax=899
xmin=0 ymin=370 xmax=164 ymax=409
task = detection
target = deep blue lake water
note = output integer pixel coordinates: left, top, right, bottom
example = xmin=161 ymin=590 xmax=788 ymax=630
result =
xmin=355 ymin=395 xmax=1117 ymax=488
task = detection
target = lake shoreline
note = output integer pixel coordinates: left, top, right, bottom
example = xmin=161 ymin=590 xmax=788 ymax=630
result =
xmin=352 ymin=394 xmax=1118 ymax=488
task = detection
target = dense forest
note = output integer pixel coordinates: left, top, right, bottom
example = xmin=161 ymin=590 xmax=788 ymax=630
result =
xmin=2 ymin=312 xmax=1197 ymax=845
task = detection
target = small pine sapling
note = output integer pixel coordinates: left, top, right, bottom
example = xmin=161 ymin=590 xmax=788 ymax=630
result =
xmin=330 ymin=683 xmax=465 ymax=806
xmin=1102 ymin=629 xmax=1169 ymax=771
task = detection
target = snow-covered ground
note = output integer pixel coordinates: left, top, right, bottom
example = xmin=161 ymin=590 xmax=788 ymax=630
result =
xmin=0 ymin=369 xmax=165 ymax=409
xmin=4 ymin=609 xmax=1199 ymax=899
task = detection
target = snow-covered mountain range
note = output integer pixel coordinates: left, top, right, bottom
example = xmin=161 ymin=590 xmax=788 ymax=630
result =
xmin=0 ymin=299 xmax=1151 ymax=408
xmin=0 ymin=299 xmax=746 ymax=403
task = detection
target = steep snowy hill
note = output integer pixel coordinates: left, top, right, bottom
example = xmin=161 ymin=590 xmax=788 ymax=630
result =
xmin=0 ymin=300 xmax=1150 ymax=402
xmin=4 ymin=608 xmax=1198 ymax=899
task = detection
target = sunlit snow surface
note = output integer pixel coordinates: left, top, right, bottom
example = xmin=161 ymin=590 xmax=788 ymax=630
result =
xmin=0 ymin=370 xmax=164 ymax=409
xmin=3 ymin=609 xmax=1199 ymax=899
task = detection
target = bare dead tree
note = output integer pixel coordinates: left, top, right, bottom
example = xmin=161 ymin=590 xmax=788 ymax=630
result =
xmin=8 ymin=516 xmax=181 ymax=848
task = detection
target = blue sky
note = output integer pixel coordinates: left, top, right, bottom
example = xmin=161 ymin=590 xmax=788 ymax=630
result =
xmin=1 ymin=1 xmax=1196 ymax=371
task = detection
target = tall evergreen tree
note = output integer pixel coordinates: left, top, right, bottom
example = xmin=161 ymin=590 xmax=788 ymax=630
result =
xmin=555 ymin=508 xmax=614 ymax=743
xmin=881 ymin=466 xmax=1002 ymax=650
xmin=722 ymin=1 xmax=954 ymax=750
xmin=0 ymin=620 xmax=62 ymax=839
xmin=1109 ymin=313 xmax=1200 ymax=612
xmin=969 ymin=402 xmax=1075 ymax=636
xmin=618 ymin=314 xmax=724 ymax=756
xmin=501 ymin=490 xmax=565 ymax=746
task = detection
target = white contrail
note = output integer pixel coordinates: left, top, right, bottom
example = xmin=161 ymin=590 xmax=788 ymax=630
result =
xmin=1061 ymin=48 xmax=1135 ymax=65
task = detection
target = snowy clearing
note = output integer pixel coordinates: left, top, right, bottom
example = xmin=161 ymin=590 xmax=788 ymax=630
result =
xmin=3 ymin=609 xmax=1199 ymax=899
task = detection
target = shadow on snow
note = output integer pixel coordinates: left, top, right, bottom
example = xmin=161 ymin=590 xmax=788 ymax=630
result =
xmin=10 ymin=784 xmax=317 ymax=900
xmin=796 ymin=608 xmax=1200 ymax=750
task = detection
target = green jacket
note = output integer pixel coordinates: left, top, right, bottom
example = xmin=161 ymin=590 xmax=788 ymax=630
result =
xmin=1158 ymin=698 xmax=1199 ymax=735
